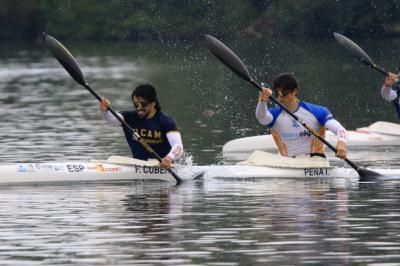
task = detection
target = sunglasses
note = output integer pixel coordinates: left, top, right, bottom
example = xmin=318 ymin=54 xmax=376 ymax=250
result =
xmin=133 ymin=100 xmax=150 ymax=109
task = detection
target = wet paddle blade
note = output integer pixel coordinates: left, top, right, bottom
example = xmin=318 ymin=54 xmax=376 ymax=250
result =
xmin=205 ymin=34 xmax=252 ymax=82
xmin=43 ymin=32 xmax=86 ymax=86
xmin=333 ymin=32 xmax=375 ymax=66
xmin=358 ymin=168 xmax=385 ymax=182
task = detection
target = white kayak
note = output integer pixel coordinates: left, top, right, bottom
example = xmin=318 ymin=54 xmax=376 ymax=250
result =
xmin=0 ymin=156 xmax=204 ymax=185
xmin=204 ymin=150 xmax=400 ymax=180
xmin=203 ymin=165 xmax=400 ymax=180
xmin=1 ymin=152 xmax=398 ymax=185
xmin=223 ymin=121 xmax=400 ymax=161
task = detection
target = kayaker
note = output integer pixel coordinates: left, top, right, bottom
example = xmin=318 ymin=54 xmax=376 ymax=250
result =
xmin=99 ymin=84 xmax=183 ymax=168
xmin=256 ymin=73 xmax=347 ymax=159
xmin=380 ymin=71 xmax=400 ymax=119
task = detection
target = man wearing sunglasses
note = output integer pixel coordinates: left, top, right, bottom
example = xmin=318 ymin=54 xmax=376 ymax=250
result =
xmin=99 ymin=84 xmax=183 ymax=168
xmin=256 ymin=73 xmax=347 ymax=159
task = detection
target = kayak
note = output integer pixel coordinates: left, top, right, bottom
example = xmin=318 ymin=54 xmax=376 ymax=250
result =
xmin=203 ymin=165 xmax=400 ymax=179
xmin=223 ymin=121 xmax=400 ymax=161
xmin=0 ymin=156 xmax=204 ymax=185
xmin=204 ymin=150 xmax=400 ymax=180
xmin=2 ymin=152 xmax=398 ymax=185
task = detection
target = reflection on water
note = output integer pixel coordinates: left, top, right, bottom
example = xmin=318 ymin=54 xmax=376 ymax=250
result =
xmin=0 ymin=179 xmax=399 ymax=265
xmin=0 ymin=40 xmax=399 ymax=265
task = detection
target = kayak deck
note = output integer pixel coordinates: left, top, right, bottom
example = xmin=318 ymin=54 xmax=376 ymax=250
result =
xmin=0 ymin=161 xmax=204 ymax=185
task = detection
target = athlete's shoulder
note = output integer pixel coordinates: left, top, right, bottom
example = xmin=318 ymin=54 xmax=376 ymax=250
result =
xmin=158 ymin=111 xmax=179 ymax=130
xmin=300 ymin=101 xmax=327 ymax=110
xmin=300 ymin=101 xmax=333 ymax=124
xmin=268 ymin=106 xmax=283 ymax=117
xmin=267 ymin=106 xmax=283 ymax=128
xmin=157 ymin=111 xmax=176 ymax=121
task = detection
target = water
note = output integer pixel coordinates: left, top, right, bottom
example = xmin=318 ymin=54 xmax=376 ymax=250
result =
xmin=0 ymin=39 xmax=399 ymax=265
xmin=0 ymin=179 xmax=399 ymax=265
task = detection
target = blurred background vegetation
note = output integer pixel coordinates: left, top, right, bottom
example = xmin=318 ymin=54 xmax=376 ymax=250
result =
xmin=1 ymin=0 xmax=400 ymax=41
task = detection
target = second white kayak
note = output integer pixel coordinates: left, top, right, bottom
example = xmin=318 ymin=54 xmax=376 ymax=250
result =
xmin=223 ymin=121 xmax=400 ymax=161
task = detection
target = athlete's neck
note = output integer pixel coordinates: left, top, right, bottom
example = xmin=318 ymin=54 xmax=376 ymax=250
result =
xmin=146 ymin=108 xmax=157 ymax=119
xmin=285 ymin=98 xmax=299 ymax=112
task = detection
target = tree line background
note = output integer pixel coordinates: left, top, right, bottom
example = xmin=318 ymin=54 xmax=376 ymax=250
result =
xmin=1 ymin=0 xmax=400 ymax=41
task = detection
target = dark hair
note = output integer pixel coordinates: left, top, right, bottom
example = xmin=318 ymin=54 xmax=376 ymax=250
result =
xmin=272 ymin=73 xmax=298 ymax=93
xmin=131 ymin=84 xmax=161 ymax=110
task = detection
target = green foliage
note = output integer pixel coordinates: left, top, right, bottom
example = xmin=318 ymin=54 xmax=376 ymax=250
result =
xmin=37 ymin=0 xmax=259 ymax=41
xmin=259 ymin=0 xmax=400 ymax=37
xmin=1 ymin=0 xmax=400 ymax=41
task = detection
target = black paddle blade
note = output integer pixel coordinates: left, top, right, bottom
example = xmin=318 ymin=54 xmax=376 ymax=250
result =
xmin=333 ymin=32 xmax=375 ymax=66
xmin=358 ymin=168 xmax=385 ymax=182
xmin=43 ymin=32 xmax=86 ymax=86
xmin=205 ymin=34 xmax=252 ymax=82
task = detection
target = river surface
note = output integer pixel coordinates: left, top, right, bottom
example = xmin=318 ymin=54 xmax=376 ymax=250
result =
xmin=0 ymin=38 xmax=399 ymax=265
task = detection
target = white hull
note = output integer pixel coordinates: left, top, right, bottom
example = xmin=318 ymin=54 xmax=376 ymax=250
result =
xmin=0 ymin=161 xmax=204 ymax=185
xmin=2 ymin=147 xmax=399 ymax=185
xmin=202 ymin=165 xmax=400 ymax=180
xmin=223 ymin=121 xmax=400 ymax=161
xmin=1 ymin=161 xmax=399 ymax=185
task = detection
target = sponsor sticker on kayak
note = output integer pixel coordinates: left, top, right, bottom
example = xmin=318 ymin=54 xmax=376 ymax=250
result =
xmin=16 ymin=164 xmax=37 ymax=173
xmin=34 ymin=164 xmax=54 ymax=172
xmin=85 ymin=164 xmax=122 ymax=173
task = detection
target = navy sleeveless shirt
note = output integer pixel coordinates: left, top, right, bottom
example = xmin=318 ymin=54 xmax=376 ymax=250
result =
xmin=119 ymin=110 xmax=179 ymax=160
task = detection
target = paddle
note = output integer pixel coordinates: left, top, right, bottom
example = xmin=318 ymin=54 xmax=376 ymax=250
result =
xmin=205 ymin=34 xmax=384 ymax=181
xmin=43 ymin=32 xmax=183 ymax=185
xmin=333 ymin=32 xmax=389 ymax=77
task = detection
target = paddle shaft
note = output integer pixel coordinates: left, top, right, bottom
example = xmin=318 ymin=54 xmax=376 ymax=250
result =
xmin=82 ymin=83 xmax=182 ymax=184
xmin=362 ymin=60 xmax=389 ymax=77
xmin=248 ymin=79 xmax=363 ymax=172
